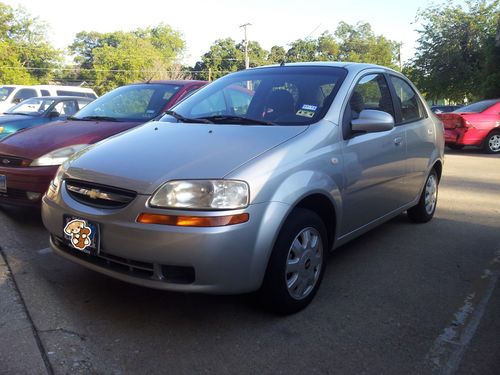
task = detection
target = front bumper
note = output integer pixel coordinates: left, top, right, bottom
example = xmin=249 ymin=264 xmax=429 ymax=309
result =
xmin=0 ymin=165 xmax=57 ymax=205
xmin=42 ymin=184 xmax=290 ymax=294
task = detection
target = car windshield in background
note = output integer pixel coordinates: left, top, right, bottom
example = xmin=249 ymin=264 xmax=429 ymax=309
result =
xmin=72 ymin=84 xmax=181 ymax=122
xmin=0 ymin=86 xmax=15 ymax=102
xmin=455 ymin=99 xmax=499 ymax=113
xmin=6 ymin=98 xmax=56 ymax=115
xmin=162 ymin=66 xmax=347 ymax=126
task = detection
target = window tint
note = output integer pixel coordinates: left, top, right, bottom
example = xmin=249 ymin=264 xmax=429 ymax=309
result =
xmin=225 ymin=85 xmax=254 ymax=115
xmin=57 ymin=90 xmax=85 ymax=97
xmin=73 ymin=84 xmax=181 ymax=121
xmin=390 ymin=76 xmax=424 ymax=123
xmin=455 ymin=99 xmax=499 ymax=113
xmin=350 ymin=74 xmax=394 ymax=119
xmin=13 ymin=89 xmax=37 ymax=102
xmin=165 ymin=66 xmax=347 ymax=126
xmin=41 ymin=90 xmax=50 ymax=96
xmin=7 ymin=98 xmax=55 ymax=115
xmin=0 ymin=87 xmax=14 ymax=101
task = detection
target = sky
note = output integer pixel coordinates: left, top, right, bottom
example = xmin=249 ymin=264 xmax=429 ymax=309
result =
xmin=4 ymin=0 xmax=434 ymax=65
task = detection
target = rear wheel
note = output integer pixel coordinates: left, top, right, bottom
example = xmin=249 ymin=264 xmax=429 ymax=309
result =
xmin=408 ymin=169 xmax=438 ymax=223
xmin=484 ymin=131 xmax=500 ymax=154
xmin=260 ymin=208 xmax=327 ymax=314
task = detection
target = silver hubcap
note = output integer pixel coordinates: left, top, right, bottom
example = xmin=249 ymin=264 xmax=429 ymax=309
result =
xmin=425 ymin=174 xmax=437 ymax=215
xmin=285 ymin=227 xmax=323 ymax=300
xmin=488 ymin=135 xmax=500 ymax=152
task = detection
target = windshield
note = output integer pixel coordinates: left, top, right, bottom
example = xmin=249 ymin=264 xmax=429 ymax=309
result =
xmin=455 ymin=99 xmax=499 ymax=113
xmin=0 ymin=87 xmax=15 ymax=102
xmin=6 ymin=97 xmax=56 ymax=116
xmin=72 ymin=84 xmax=181 ymax=122
xmin=161 ymin=66 xmax=347 ymax=126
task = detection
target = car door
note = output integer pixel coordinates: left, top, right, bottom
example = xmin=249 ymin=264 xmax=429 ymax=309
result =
xmin=388 ymin=75 xmax=435 ymax=203
xmin=339 ymin=72 xmax=406 ymax=236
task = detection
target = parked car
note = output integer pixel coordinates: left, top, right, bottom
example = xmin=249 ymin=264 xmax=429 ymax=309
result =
xmin=41 ymin=63 xmax=444 ymax=314
xmin=0 ymin=85 xmax=98 ymax=113
xmin=0 ymin=80 xmax=207 ymax=205
xmin=431 ymin=105 xmax=463 ymax=114
xmin=0 ymin=96 xmax=93 ymax=140
xmin=439 ymin=99 xmax=500 ymax=153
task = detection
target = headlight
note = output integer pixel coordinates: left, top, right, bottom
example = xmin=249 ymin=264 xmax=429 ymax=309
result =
xmin=30 ymin=144 xmax=89 ymax=167
xmin=150 ymin=180 xmax=249 ymax=210
xmin=46 ymin=164 xmax=67 ymax=200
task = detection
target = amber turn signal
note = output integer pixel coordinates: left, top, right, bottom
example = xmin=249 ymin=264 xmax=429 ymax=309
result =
xmin=137 ymin=213 xmax=249 ymax=227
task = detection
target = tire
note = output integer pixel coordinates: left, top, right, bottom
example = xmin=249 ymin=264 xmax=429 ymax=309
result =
xmin=408 ymin=169 xmax=439 ymax=223
xmin=259 ymin=208 xmax=327 ymax=315
xmin=484 ymin=131 xmax=500 ymax=154
xmin=447 ymin=144 xmax=464 ymax=150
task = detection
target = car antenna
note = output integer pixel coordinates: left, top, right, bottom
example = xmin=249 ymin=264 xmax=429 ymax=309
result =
xmin=280 ymin=60 xmax=286 ymax=66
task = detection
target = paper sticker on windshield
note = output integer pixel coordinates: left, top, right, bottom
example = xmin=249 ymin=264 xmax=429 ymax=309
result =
xmin=296 ymin=104 xmax=317 ymax=118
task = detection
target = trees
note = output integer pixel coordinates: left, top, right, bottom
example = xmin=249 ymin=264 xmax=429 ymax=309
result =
xmin=69 ymin=25 xmax=185 ymax=94
xmin=406 ymin=0 xmax=500 ymax=102
xmin=194 ymin=22 xmax=400 ymax=80
xmin=0 ymin=2 xmax=61 ymax=84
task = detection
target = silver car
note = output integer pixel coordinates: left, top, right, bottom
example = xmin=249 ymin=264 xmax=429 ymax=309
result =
xmin=42 ymin=63 xmax=444 ymax=314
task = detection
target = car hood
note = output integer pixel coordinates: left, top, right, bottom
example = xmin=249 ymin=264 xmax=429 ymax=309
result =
xmin=0 ymin=115 xmax=34 ymax=124
xmin=65 ymin=122 xmax=308 ymax=194
xmin=0 ymin=119 xmax=141 ymax=160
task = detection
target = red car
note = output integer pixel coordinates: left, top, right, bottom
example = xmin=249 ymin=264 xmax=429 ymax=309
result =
xmin=0 ymin=80 xmax=207 ymax=206
xmin=439 ymin=99 xmax=500 ymax=153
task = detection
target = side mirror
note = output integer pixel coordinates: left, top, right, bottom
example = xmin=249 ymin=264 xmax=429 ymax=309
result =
xmin=12 ymin=98 xmax=23 ymax=104
xmin=48 ymin=111 xmax=60 ymax=118
xmin=351 ymin=109 xmax=395 ymax=133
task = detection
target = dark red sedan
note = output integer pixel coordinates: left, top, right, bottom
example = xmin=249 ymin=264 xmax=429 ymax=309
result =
xmin=0 ymin=80 xmax=207 ymax=205
xmin=439 ymin=99 xmax=500 ymax=153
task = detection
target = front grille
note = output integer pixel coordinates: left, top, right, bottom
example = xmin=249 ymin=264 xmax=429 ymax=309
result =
xmin=65 ymin=179 xmax=137 ymax=209
xmin=53 ymin=236 xmax=195 ymax=284
xmin=0 ymin=155 xmax=29 ymax=167
xmin=0 ymin=188 xmax=27 ymax=200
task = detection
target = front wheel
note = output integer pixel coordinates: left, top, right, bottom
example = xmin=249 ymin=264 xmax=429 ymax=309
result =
xmin=259 ymin=208 xmax=327 ymax=314
xmin=484 ymin=131 xmax=500 ymax=154
xmin=407 ymin=169 xmax=439 ymax=223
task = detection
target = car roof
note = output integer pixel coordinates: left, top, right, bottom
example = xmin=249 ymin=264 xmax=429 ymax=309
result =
xmin=132 ymin=80 xmax=208 ymax=86
xmin=24 ymin=96 xmax=93 ymax=101
xmin=249 ymin=61 xmax=399 ymax=74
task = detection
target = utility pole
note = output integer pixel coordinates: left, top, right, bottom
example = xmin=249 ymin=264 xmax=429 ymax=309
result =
xmin=240 ymin=23 xmax=252 ymax=69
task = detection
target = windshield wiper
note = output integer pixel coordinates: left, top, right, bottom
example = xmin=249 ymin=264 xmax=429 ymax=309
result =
xmin=77 ymin=115 xmax=119 ymax=122
xmin=196 ymin=115 xmax=275 ymax=125
xmin=4 ymin=112 xmax=29 ymax=116
xmin=164 ymin=110 xmax=213 ymax=124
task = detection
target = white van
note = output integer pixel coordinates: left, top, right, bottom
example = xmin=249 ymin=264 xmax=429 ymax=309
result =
xmin=0 ymin=85 xmax=98 ymax=113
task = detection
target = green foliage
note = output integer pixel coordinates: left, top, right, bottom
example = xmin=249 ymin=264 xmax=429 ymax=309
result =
xmin=69 ymin=25 xmax=185 ymax=94
xmin=406 ymin=0 xmax=500 ymax=101
xmin=267 ymin=46 xmax=286 ymax=64
xmin=0 ymin=2 xmax=61 ymax=84
xmin=195 ymin=22 xmax=400 ymax=81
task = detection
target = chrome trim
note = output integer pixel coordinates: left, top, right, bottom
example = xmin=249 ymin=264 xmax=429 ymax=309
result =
xmin=66 ymin=184 xmax=131 ymax=203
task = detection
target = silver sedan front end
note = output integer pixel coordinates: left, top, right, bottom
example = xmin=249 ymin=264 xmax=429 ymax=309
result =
xmin=42 ymin=181 xmax=290 ymax=294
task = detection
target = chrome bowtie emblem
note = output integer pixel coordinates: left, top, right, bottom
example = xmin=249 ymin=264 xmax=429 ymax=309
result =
xmin=87 ymin=189 xmax=100 ymax=199
xmin=1 ymin=159 xmax=10 ymax=165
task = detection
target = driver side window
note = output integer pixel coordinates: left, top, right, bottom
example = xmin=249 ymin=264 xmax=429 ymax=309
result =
xmin=343 ymin=73 xmax=394 ymax=139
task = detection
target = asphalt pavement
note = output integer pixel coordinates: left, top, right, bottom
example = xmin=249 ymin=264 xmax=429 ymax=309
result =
xmin=0 ymin=150 xmax=499 ymax=375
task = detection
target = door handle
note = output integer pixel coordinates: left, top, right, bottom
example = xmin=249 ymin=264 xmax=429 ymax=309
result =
xmin=427 ymin=129 xmax=433 ymax=135
xmin=394 ymin=136 xmax=403 ymax=145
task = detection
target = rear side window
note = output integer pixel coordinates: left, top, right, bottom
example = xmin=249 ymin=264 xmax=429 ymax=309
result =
xmin=41 ymin=90 xmax=50 ymax=96
xmin=390 ymin=76 xmax=424 ymax=123
xmin=57 ymin=90 xmax=84 ymax=97
xmin=350 ymin=74 xmax=395 ymax=118
xmin=13 ymin=89 xmax=37 ymax=102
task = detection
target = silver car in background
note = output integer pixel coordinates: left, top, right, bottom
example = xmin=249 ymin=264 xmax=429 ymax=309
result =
xmin=42 ymin=63 xmax=444 ymax=314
